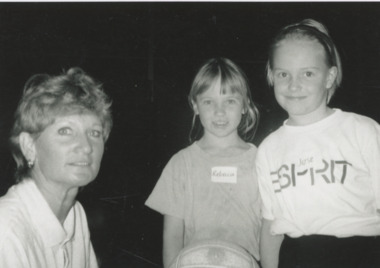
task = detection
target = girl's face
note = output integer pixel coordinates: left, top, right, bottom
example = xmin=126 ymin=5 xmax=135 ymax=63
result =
xmin=30 ymin=113 xmax=104 ymax=192
xmin=271 ymin=38 xmax=337 ymax=126
xmin=192 ymin=80 xmax=245 ymax=140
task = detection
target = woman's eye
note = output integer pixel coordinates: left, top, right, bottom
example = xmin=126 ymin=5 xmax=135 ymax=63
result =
xmin=203 ymin=100 xmax=211 ymax=105
xmin=227 ymin=99 xmax=236 ymax=104
xmin=90 ymin=130 xmax=102 ymax=138
xmin=58 ymin=127 xmax=72 ymax=135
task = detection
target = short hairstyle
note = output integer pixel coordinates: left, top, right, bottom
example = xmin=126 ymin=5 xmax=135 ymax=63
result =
xmin=10 ymin=67 xmax=113 ymax=181
xmin=266 ymin=19 xmax=342 ymax=102
xmin=188 ymin=57 xmax=259 ymax=143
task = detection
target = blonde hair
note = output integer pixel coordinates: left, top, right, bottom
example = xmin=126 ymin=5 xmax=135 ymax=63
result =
xmin=10 ymin=67 xmax=112 ymax=181
xmin=188 ymin=57 xmax=259 ymax=143
xmin=266 ymin=19 xmax=342 ymax=102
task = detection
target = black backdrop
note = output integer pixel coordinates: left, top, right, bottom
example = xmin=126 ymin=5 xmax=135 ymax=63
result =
xmin=0 ymin=2 xmax=380 ymax=266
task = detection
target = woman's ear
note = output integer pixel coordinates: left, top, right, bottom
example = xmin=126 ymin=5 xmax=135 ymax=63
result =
xmin=19 ymin=132 xmax=36 ymax=163
xmin=326 ymin=66 xmax=338 ymax=89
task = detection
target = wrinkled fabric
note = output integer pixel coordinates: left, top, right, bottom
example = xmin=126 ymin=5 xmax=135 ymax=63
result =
xmin=257 ymin=109 xmax=380 ymax=237
xmin=0 ymin=179 xmax=98 ymax=268
xmin=146 ymin=142 xmax=261 ymax=260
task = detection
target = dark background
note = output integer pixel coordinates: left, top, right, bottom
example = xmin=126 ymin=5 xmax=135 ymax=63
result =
xmin=0 ymin=2 xmax=379 ymax=267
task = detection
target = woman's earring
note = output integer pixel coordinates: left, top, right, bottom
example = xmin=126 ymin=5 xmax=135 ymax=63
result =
xmin=27 ymin=159 xmax=34 ymax=169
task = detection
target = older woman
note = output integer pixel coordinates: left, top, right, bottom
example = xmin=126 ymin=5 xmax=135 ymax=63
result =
xmin=0 ymin=67 xmax=112 ymax=268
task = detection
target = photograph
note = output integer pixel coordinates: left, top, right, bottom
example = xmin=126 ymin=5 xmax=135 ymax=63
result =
xmin=0 ymin=2 xmax=379 ymax=267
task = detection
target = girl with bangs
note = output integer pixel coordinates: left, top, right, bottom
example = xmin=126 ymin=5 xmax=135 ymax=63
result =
xmin=146 ymin=57 xmax=261 ymax=268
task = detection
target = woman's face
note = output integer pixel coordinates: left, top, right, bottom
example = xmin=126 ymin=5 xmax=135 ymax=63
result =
xmin=31 ymin=113 xmax=104 ymax=191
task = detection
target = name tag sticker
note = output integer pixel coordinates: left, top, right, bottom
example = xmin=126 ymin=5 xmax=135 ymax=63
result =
xmin=211 ymin=166 xmax=237 ymax=183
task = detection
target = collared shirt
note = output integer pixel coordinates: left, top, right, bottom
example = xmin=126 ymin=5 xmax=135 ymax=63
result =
xmin=0 ymin=179 xmax=98 ymax=268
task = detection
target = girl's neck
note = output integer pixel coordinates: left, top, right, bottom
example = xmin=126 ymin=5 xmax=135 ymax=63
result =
xmin=287 ymin=106 xmax=334 ymax=126
xmin=197 ymin=133 xmax=250 ymax=157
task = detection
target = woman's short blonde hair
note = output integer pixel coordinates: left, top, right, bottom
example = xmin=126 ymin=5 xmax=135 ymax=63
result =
xmin=10 ymin=67 xmax=113 ymax=181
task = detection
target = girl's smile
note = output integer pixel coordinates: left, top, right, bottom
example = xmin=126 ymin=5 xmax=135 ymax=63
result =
xmin=192 ymin=80 xmax=244 ymax=140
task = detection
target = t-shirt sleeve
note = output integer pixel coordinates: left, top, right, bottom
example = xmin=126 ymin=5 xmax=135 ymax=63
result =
xmin=365 ymin=121 xmax=380 ymax=210
xmin=256 ymin=146 xmax=276 ymax=221
xmin=145 ymin=153 xmax=187 ymax=219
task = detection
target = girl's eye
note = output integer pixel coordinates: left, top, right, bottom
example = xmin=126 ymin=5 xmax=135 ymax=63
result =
xmin=277 ymin=72 xmax=288 ymax=79
xmin=89 ymin=130 xmax=102 ymax=138
xmin=58 ymin=127 xmax=72 ymax=135
xmin=305 ymin=71 xmax=314 ymax=77
xmin=227 ymin=99 xmax=237 ymax=104
xmin=203 ymin=100 xmax=212 ymax=105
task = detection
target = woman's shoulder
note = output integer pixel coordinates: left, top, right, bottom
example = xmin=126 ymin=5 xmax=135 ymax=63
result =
xmin=0 ymin=189 xmax=32 ymax=243
xmin=0 ymin=185 xmax=24 ymax=216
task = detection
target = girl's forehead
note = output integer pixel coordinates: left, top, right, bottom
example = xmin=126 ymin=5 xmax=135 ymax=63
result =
xmin=277 ymin=38 xmax=323 ymax=49
xmin=273 ymin=39 xmax=327 ymax=65
xmin=197 ymin=84 xmax=242 ymax=98
xmin=277 ymin=38 xmax=326 ymax=55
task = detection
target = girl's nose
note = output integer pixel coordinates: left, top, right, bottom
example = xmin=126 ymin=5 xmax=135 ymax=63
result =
xmin=289 ymin=77 xmax=301 ymax=91
xmin=214 ymin=103 xmax=226 ymax=115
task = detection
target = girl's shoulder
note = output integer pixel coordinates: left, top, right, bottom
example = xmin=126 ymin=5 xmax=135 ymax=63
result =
xmin=341 ymin=110 xmax=379 ymax=126
xmin=256 ymin=126 xmax=284 ymax=151
xmin=340 ymin=110 xmax=380 ymax=137
xmin=165 ymin=143 xmax=203 ymax=166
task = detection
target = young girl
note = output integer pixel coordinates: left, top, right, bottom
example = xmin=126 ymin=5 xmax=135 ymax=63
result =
xmin=145 ymin=57 xmax=261 ymax=268
xmin=257 ymin=19 xmax=380 ymax=268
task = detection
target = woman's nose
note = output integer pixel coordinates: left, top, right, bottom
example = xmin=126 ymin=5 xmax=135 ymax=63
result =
xmin=77 ymin=133 xmax=93 ymax=154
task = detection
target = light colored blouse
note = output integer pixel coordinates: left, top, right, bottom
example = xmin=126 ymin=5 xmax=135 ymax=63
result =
xmin=0 ymin=179 xmax=98 ymax=268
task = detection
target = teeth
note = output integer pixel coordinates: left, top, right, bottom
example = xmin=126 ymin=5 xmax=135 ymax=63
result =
xmin=214 ymin=122 xmax=228 ymax=127
xmin=288 ymin=96 xmax=305 ymax=100
xmin=73 ymin=162 xmax=90 ymax=166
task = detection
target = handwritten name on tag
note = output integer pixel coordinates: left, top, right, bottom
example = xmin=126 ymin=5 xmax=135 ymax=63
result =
xmin=211 ymin=166 xmax=237 ymax=183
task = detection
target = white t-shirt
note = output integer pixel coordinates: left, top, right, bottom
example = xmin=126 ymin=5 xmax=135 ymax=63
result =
xmin=256 ymin=109 xmax=380 ymax=237
xmin=146 ymin=142 xmax=261 ymax=260
xmin=0 ymin=179 xmax=98 ymax=268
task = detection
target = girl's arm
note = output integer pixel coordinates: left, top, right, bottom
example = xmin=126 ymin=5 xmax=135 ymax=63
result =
xmin=260 ymin=219 xmax=284 ymax=268
xmin=163 ymin=214 xmax=184 ymax=268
